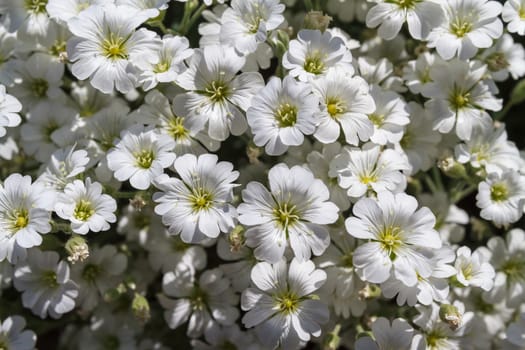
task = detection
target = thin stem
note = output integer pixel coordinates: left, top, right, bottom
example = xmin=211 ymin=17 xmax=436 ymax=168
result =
xmin=451 ymin=183 xmax=477 ymax=204
xmin=424 ymin=174 xmax=438 ymax=194
xmin=432 ymin=167 xmax=445 ymax=192
xmin=179 ymin=4 xmax=206 ymax=36
xmin=494 ymin=100 xmax=513 ymax=121
xmin=304 ymin=0 xmax=314 ymax=11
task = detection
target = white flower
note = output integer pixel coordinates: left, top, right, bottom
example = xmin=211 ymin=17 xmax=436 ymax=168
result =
xmin=0 ymin=315 xmax=36 ymax=350
xmin=55 ymin=178 xmax=117 ymax=235
xmin=366 ymin=0 xmax=444 ymax=40
xmin=395 ymin=102 xmax=442 ymax=175
xmin=283 ymin=29 xmax=353 ymax=82
xmin=0 ymin=174 xmax=54 ymax=264
xmin=153 ymin=153 xmax=239 ymax=243
xmin=238 ymin=164 xmax=339 ymax=263
xmin=330 ymin=144 xmax=408 ymax=198
xmin=402 ymin=52 xmax=436 ymax=96
xmin=453 ymin=246 xmax=495 ymax=291
xmin=241 ymin=258 xmax=329 ymax=350
xmin=476 ymin=170 xmax=525 ymax=226
xmin=46 ymin=0 xmax=102 ymax=24
xmin=116 ymin=0 xmax=170 ymax=19
xmin=146 ymin=232 xmax=207 ymax=273
xmin=130 ymin=90 xmax=219 ymax=155
xmin=427 ymin=0 xmax=503 ymax=60
xmin=220 ymin=0 xmax=285 ymax=55
xmin=503 ymin=0 xmax=525 ymax=35
xmin=311 ymin=67 xmax=375 ymax=145
xmin=136 ymin=35 xmax=193 ymax=91
xmin=159 ymin=263 xmax=239 ymax=338
xmin=10 ymin=53 xmax=65 ymax=109
xmin=37 ymin=146 xmax=90 ymax=192
xmin=72 ymin=245 xmax=127 ymax=312
xmin=346 ymin=191 xmax=441 ymax=286
xmin=0 ymin=84 xmax=21 ymax=137
xmin=480 ymin=33 xmax=525 ymax=81
xmin=425 ymin=59 xmax=501 ymax=141
xmin=484 ymin=229 xmax=525 ymax=308
xmin=368 ymin=85 xmax=409 ymax=145
xmin=355 ymin=317 xmax=415 ymax=350
xmin=306 ymin=143 xmax=351 ymax=211
xmin=455 ymin=123 xmax=522 ymax=175
xmin=247 ymin=76 xmax=319 ymax=156
xmin=191 ymin=324 xmax=262 ymax=350
xmin=381 ymin=246 xmax=456 ymax=306
xmin=174 ymin=45 xmax=264 ymax=141
xmin=107 ymin=125 xmax=176 ymax=190
xmin=66 ymin=4 xmax=161 ymax=93
xmin=0 ymin=0 xmax=51 ymax=42
xmin=14 ymin=249 xmax=78 ymax=319
xmin=20 ymin=101 xmax=77 ymax=163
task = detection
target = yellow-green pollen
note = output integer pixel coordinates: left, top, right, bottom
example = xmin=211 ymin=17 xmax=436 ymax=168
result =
xmin=24 ymin=0 xmax=48 ymax=13
xmin=101 ymin=33 xmax=129 ymax=60
xmin=134 ymin=149 xmax=155 ymax=169
xmin=490 ymin=182 xmax=508 ymax=202
xmin=368 ymin=113 xmax=385 ymax=127
xmin=304 ymin=51 xmax=325 ymax=75
xmin=449 ymin=87 xmax=471 ymax=110
xmin=273 ymin=202 xmax=300 ymax=230
xmin=74 ymin=200 xmax=94 ymax=221
xmin=205 ymin=80 xmax=229 ymax=103
xmin=275 ymin=291 xmax=300 ymax=314
xmin=153 ymin=60 xmax=171 ymax=73
xmin=461 ymin=263 xmax=474 ymax=280
xmin=189 ymin=187 xmax=214 ymax=212
xmin=450 ymin=18 xmax=473 ymax=38
xmin=501 ymin=259 xmax=525 ymax=281
xmin=11 ymin=209 xmax=29 ymax=231
xmin=378 ymin=225 xmax=403 ymax=259
xmin=167 ymin=117 xmax=188 ymax=140
xmin=275 ymin=103 xmax=298 ymax=127
xmin=326 ymin=97 xmax=346 ymax=119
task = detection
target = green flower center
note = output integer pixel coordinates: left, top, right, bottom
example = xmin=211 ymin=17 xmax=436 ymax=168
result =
xmin=378 ymin=225 xmax=403 ymax=259
xmin=134 ymin=149 xmax=155 ymax=169
xmin=273 ymin=202 xmax=300 ymax=230
xmin=24 ymin=0 xmax=48 ymax=13
xmin=326 ymin=97 xmax=346 ymax=119
xmin=50 ymin=40 xmax=67 ymax=57
xmin=205 ymin=80 xmax=229 ymax=103
xmin=450 ymin=18 xmax=473 ymax=38
xmin=426 ymin=330 xmax=448 ymax=348
xmin=11 ymin=209 xmax=29 ymax=231
xmin=167 ymin=117 xmax=188 ymax=140
xmin=400 ymin=131 xmax=412 ymax=149
xmin=41 ymin=270 xmax=59 ymax=288
xmin=368 ymin=113 xmax=385 ymax=127
xmin=340 ymin=253 xmax=353 ymax=268
xmin=101 ymin=33 xmax=129 ymax=60
xmin=501 ymin=259 xmax=525 ymax=281
xmin=190 ymin=287 xmax=208 ymax=310
xmin=490 ymin=182 xmax=508 ymax=202
xmin=189 ymin=187 xmax=214 ymax=212
xmin=486 ymin=52 xmax=509 ymax=72
xmin=304 ymin=51 xmax=325 ymax=75
xmin=461 ymin=263 xmax=474 ymax=280
xmin=31 ymin=79 xmax=48 ymax=98
xmin=74 ymin=199 xmax=94 ymax=221
xmin=387 ymin=0 xmax=421 ymax=9
xmin=275 ymin=103 xmax=298 ymax=127
xmin=82 ymin=264 xmax=101 ymax=283
xmin=275 ymin=291 xmax=300 ymax=314
xmin=449 ymin=87 xmax=471 ymax=110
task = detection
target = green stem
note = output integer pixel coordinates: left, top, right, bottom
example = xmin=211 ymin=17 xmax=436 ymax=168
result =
xmin=424 ymin=174 xmax=438 ymax=194
xmin=179 ymin=4 xmax=206 ymax=36
xmin=451 ymin=183 xmax=477 ymax=204
xmin=115 ymin=191 xmax=139 ymax=199
xmin=304 ymin=0 xmax=314 ymax=11
xmin=432 ymin=167 xmax=445 ymax=192
xmin=494 ymin=100 xmax=513 ymax=121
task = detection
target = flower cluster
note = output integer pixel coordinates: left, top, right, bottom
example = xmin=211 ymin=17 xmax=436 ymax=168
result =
xmin=0 ymin=0 xmax=524 ymax=349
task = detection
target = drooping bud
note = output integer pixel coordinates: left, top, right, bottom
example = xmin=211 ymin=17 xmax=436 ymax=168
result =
xmin=228 ymin=225 xmax=246 ymax=252
xmin=65 ymin=235 xmax=89 ymax=264
xmin=132 ymin=293 xmax=151 ymax=323
xmin=438 ymin=155 xmax=467 ymax=180
xmin=303 ymin=11 xmax=332 ymax=32
xmin=439 ymin=304 xmax=463 ymax=331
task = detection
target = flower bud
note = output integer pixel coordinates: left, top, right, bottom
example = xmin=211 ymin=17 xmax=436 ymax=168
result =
xmin=132 ymin=293 xmax=151 ymax=323
xmin=438 ymin=155 xmax=467 ymax=179
xmin=228 ymin=225 xmax=246 ymax=252
xmin=439 ymin=304 xmax=462 ymax=331
xmin=65 ymin=235 xmax=89 ymax=264
xmin=303 ymin=11 xmax=332 ymax=32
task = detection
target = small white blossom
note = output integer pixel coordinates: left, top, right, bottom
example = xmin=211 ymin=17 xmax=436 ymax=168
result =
xmin=453 ymin=246 xmax=495 ymax=291
xmin=0 ymin=85 xmax=22 ymax=137
xmin=55 ymin=178 xmax=117 ymax=235
xmin=0 ymin=315 xmax=36 ymax=350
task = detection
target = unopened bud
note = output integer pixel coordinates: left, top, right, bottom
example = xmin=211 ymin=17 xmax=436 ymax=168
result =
xmin=485 ymin=52 xmax=509 ymax=72
xmin=228 ymin=225 xmax=246 ymax=252
xmin=303 ymin=11 xmax=332 ymax=32
xmin=358 ymin=284 xmax=381 ymax=300
xmin=438 ymin=156 xmax=467 ymax=179
xmin=132 ymin=293 xmax=151 ymax=323
xmin=129 ymin=194 xmax=147 ymax=211
xmin=246 ymin=144 xmax=262 ymax=164
xmin=439 ymin=304 xmax=462 ymax=331
xmin=65 ymin=235 xmax=89 ymax=264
